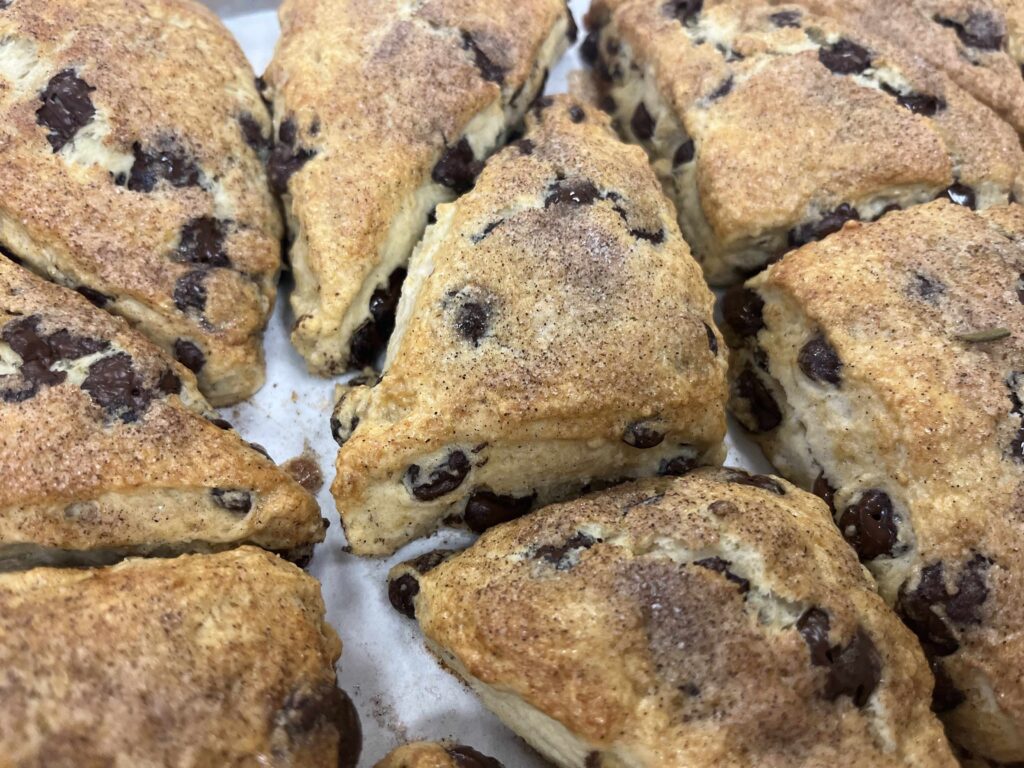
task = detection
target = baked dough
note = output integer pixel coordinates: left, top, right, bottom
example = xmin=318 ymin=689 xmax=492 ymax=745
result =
xmin=584 ymin=0 xmax=1024 ymax=284
xmin=387 ymin=469 xmax=956 ymax=768
xmin=263 ymin=0 xmax=574 ymax=375
xmin=0 ymin=547 xmax=360 ymax=768
xmin=0 ymin=256 xmax=324 ymax=569
xmin=332 ymin=95 xmax=727 ymax=555
xmin=375 ymin=742 xmax=502 ymax=768
xmin=725 ymin=200 xmax=1024 ymax=762
xmin=0 ymin=0 xmax=282 ymax=406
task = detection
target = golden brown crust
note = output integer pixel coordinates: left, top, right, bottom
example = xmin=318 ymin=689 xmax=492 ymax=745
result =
xmin=332 ymin=96 xmax=727 ymax=555
xmin=374 ymin=742 xmax=501 ymax=768
xmin=726 ymin=200 xmax=1024 ymax=761
xmin=586 ymin=0 xmax=1023 ymax=284
xmin=265 ymin=0 xmax=573 ymax=375
xmin=0 ymin=547 xmax=354 ymax=768
xmin=394 ymin=470 xmax=956 ymax=768
xmin=0 ymin=256 xmax=323 ymax=568
xmin=0 ymin=0 xmax=281 ymax=405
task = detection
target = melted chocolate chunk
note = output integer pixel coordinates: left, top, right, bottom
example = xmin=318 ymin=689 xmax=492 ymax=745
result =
xmin=156 ymin=368 xmax=181 ymax=396
xmin=173 ymin=339 xmax=205 ymax=373
xmin=581 ymin=30 xmax=600 ymax=64
xmin=454 ymin=301 xmax=491 ymax=345
xmin=896 ymin=562 xmax=960 ymax=656
xmin=797 ymin=608 xmax=833 ymax=666
xmin=464 ymin=490 xmax=536 ymax=533
xmin=709 ymin=76 xmax=734 ymax=100
xmin=673 ymin=139 xmax=695 ymax=166
xmin=723 ymin=467 xmax=785 ymax=495
xmin=798 ymin=609 xmax=881 ymax=706
xmin=789 ymin=204 xmax=860 ymax=247
xmin=210 ymin=488 xmax=252 ymax=514
xmin=76 ymin=286 xmax=112 ymax=307
xmin=330 ymin=413 xmax=359 ymax=447
xmin=268 ymin=118 xmax=316 ymax=195
xmin=125 ymin=141 xmax=202 ymax=192
xmin=569 ymin=104 xmax=586 ymax=123
xmin=818 ymin=39 xmax=872 ymax=75
xmin=176 ymin=218 xmax=229 ymax=268
xmin=623 ymin=421 xmax=665 ymax=448
xmin=515 ymin=138 xmax=535 ymax=155
xmin=535 ymin=531 xmax=597 ymax=569
xmin=449 ymin=746 xmax=503 ymax=768
xmin=348 ymin=268 xmax=406 ymax=369
xmin=940 ymin=183 xmax=976 ymax=209
xmin=913 ymin=272 xmax=945 ymax=300
xmin=936 ymin=11 xmax=1004 ymax=50
xmin=812 ymin=471 xmax=837 ymax=514
xmin=659 ymin=455 xmax=698 ymax=476
xmin=722 ymin=286 xmax=764 ymax=337
xmin=239 ymin=113 xmax=270 ymax=153
xmin=735 ymin=366 xmax=782 ymax=432
xmin=1 ymin=316 xmax=110 ymax=401
xmin=631 ymin=102 xmax=655 ymax=140
xmin=462 ymin=31 xmax=505 ymax=84
xmin=406 ymin=450 xmax=472 ymax=501
xmin=896 ymin=91 xmax=945 ymax=117
xmin=945 ymin=554 xmax=991 ymax=624
xmin=769 ymin=10 xmax=801 ymax=27
xmin=663 ymin=0 xmax=703 ymax=25
xmin=173 ymin=270 xmax=208 ymax=314
xmin=433 ymin=137 xmax=483 ymax=194
xmin=81 ymin=352 xmax=153 ymax=422
xmin=545 ymin=178 xmax=600 ymax=207
xmin=704 ymin=322 xmax=719 ymax=355
xmin=694 ymin=556 xmax=750 ymax=592
xmin=837 ymin=489 xmax=898 ymax=561
xmin=36 ymin=70 xmax=96 ymax=152
xmin=388 ymin=573 xmax=420 ymax=618
xmin=798 ymin=334 xmax=843 ymax=385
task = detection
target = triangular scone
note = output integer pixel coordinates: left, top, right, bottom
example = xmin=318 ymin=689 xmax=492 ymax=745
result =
xmin=724 ymin=200 xmax=1024 ymax=762
xmin=332 ymin=96 xmax=728 ymax=555
xmin=387 ymin=471 xmax=957 ymax=768
xmin=0 ymin=0 xmax=282 ymax=406
xmin=0 ymin=257 xmax=323 ymax=569
xmin=0 ymin=548 xmax=360 ymax=767
xmin=584 ymin=0 xmax=1024 ymax=285
xmin=263 ymin=0 xmax=575 ymax=375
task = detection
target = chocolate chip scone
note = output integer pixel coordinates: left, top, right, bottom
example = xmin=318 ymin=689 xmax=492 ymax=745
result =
xmin=0 ymin=256 xmax=323 ymax=569
xmin=263 ymin=0 xmax=574 ymax=375
xmin=0 ymin=0 xmax=282 ymax=406
xmin=387 ymin=470 xmax=956 ymax=768
xmin=375 ymin=742 xmax=501 ymax=768
xmin=584 ymin=0 xmax=1024 ymax=284
xmin=0 ymin=547 xmax=361 ymax=768
xmin=725 ymin=200 xmax=1024 ymax=762
xmin=331 ymin=95 xmax=727 ymax=555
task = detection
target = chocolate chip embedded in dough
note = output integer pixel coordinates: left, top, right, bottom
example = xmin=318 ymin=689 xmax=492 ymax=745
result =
xmin=535 ymin=531 xmax=597 ymax=570
xmin=405 ymin=450 xmax=472 ymax=501
xmin=659 ymin=455 xmax=698 ymax=476
xmin=798 ymin=334 xmax=843 ymax=385
xmin=631 ymin=102 xmax=655 ymax=140
xmin=813 ymin=471 xmax=837 ymax=514
xmin=210 ymin=488 xmax=253 ymax=514
xmin=176 ymin=218 xmax=230 ymax=268
xmin=940 ymin=183 xmax=976 ymax=209
xmin=623 ymin=421 xmax=665 ymax=449
xmin=388 ymin=573 xmax=420 ymax=618
xmin=797 ymin=608 xmax=882 ymax=706
xmin=433 ymin=137 xmax=483 ymax=194
xmin=769 ymin=10 xmax=801 ymax=27
xmin=704 ymin=322 xmax=719 ymax=355
xmin=80 ymin=352 xmax=154 ymax=423
xmin=173 ymin=339 xmax=205 ymax=373
xmin=75 ymin=286 xmax=112 ymax=308
xmin=693 ymin=556 xmax=750 ymax=593
xmin=673 ymin=139 xmax=695 ymax=166
xmin=125 ymin=140 xmax=202 ymax=192
xmin=545 ymin=178 xmax=600 ymax=207
xmin=722 ymin=287 xmax=764 ymax=337
xmin=463 ymin=490 xmax=536 ymax=533
xmin=173 ymin=270 xmax=208 ymax=314
xmin=454 ymin=301 xmax=491 ymax=345
xmin=788 ymin=204 xmax=860 ymax=247
xmin=734 ymin=366 xmax=782 ymax=432
xmin=818 ymin=39 xmax=872 ymax=75
xmin=837 ymin=489 xmax=898 ymax=560
xmin=662 ymin=0 xmax=703 ymax=25
xmin=936 ymin=11 xmax=1005 ymax=50
xmin=722 ymin=468 xmax=785 ymax=495
xmin=461 ymin=31 xmax=505 ymax=84
xmin=238 ymin=112 xmax=270 ymax=153
xmin=36 ymin=69 xmax=96 ymax=152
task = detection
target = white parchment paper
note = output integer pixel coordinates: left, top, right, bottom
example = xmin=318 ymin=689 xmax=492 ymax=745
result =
xmin=216 ymin=3 xmax=774 ymax=764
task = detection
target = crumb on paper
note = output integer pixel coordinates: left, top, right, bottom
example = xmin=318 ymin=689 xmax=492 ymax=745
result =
xmin=282 ymin=444 xmax=324 ymax=493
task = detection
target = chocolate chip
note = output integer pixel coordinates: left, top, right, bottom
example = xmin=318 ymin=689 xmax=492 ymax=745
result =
xmin=75 ymin=286 xmax=112 ymax=307
xmin=930 ymin=659 xmax=966 ymax=712
xmin=735 ymin=366 xmax=782 ymax=432
xmin=462 ymin=31 xmax=505 ymax=84
xmin=125 ymin=141 xmax=202 ymax=192
xmin=789 ymin=204 xmax=860 ymax=247
xmin=335 ymin=688 xmax=362 ymax=768
xmin=940 ymin=183 xmax=976 ymax=209
xmin=433 ymin=137 xmax=483 ymax=194
xmin=769 ymin=10 xmax=801 ymax=27
xmin=471 ymin=220 xmax=503 ymax=243
xmin=630 ymin=226 xmax=665 ymax=244
xmin=535 ymin=531 xmax=597 ymax=569
xmin=723 ymin=468 xmax=786 ymax=495
xmin=532 ymin=93 xmax=554 ymax=116
xmin=673 ymin=139 xmax=695 ymax=166
xmin=447 ymin=745 xmax=503 ymax=768
xmin=897 ymin=563 xmax=960 ymax=656
xmin=662 ymin=0 xmax=703 ymax=25
xmin=239 ymin=112 xmax=270 ymax=153
xmin=268 ymin=118 xmax=316 ymax=195
xmin=818 ymin=39 xmax=872 ymax=75
xmin=464 ymin=490 xmax=535 ymax=533
xmin=568 ymin=105 xmax=586 ymax=123
xmin=277 ymin=684 xmax=361 ymax=768
xmin=347 ymin=320 xmax=380 ymax=370
xmin=330 ymin=413 xmax=359 ymax=447
xmin=798 ymin=607 xmax=833 ymax=666
xmin=945 ymin=554 xmax=991 ymax=624
xmin=81 ymin=352 xmax=153 ymax=422
xmin=348 ymin=268 xmax=406 ymax=369
xmin=36 ymin=70 xmax=96 ymax=152
xmin=797 ymin=609 xmax=881 ymax=707
xmin=631 ymin=102 xmax=655 ymax=140
xmin=694 ymin=556 xmax=750 ymax=592
xmin=406 ymin=450 xmax=472 ymax=501
xmin=210 ymin=488 xmax=252 ymax=514
xmin=913 ymin=272 xmax=945 ymax=300
xmin=659 ymin=455 xmax=697 ymax=476
xmin=545 ymin=178 xmax=600 ymax=207
xmin=454 ymin=301 xmax=491 ymax=345
xmin=709 ymin=76 xmax=734 ymax=100
xmin=173 ymin=339 xmax=205 ymax=373
xmin=156 ymin=369 xmax=181 ymax=396
xmin=837 ymin=489 xmax=898 ymax=560
xmin=704 ymin=322 xmax=719 ymax=355
xmin=623 ymin=421 xmax=665 ymax=449
xmin=722 ymin=287 xmax=764 ymax=337
xmin=895 ymin=91 xmax=945 ymax=116
xmin=581 ymin=30 xmax=600 ymax=64
xmin=936 ymin=11 xmax=1004 ymax=50
xmin=388 ymin=573 xmax=420 ymax=618
xmin=514 ymin=138 xmax=535 ymax=155
xmin=585 ymin=754 xmax=601 ymax=768
xmin=798 ymin=334 xmax=843 ymax=385
xmin=813 ymin=471 xmax=837 ymax=514
xmin=173 ymin=270 xmax=207 ymax=314
xmin=209 ymin=417 xmax=233 ymax=430
xmin=175 ymin=218 xmax=229 ymax=268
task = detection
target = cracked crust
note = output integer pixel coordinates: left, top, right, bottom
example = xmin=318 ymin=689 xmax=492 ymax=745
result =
xmin=585 ymin=0 xmax=1023 ymax=285
xmin=331 ymin=96 xmax=727 ymax=555
xmin=389 ymin=469 xmax=956 ymax=768
xmin=0 ymin=0 xmax=282 ymax=406
xmin=264 ymin=0 xmax=573 ymax=375
xmin=725 ymin=200 xmax=1024 ymax=762
xmin=0 ymin=547 xmax=358 ymax=768
xmin=0 ymin=256 xmax=324 ymax=569
xmin=375 ymin=742 xmax=502 ymax=768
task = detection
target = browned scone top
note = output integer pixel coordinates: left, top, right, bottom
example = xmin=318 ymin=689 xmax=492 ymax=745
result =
xmin=0 ymin=0 xmax=281 ymax=406
xmin=264 ymin=0 xmax=574 ymax=376
xmin=0 ymin=547 xmax=360 ymax=768
xmin=332 ymin=95 xmax=727 ymax=555
xmin=724 ymin=200 xmax=1024 ymax=762
xmin=387 ymin=470 xmax=956 ymax=768
xmin=584 ymin=0 xmax=1023 ymax=285
xmin=0 ymin=257 xmax=324 ymax=569
xmin=375 ymin=742 xmax=502 ymax=768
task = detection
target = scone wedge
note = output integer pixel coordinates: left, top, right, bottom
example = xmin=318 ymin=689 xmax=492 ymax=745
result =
xmin=584 ymin=0 xmax=1023 ymax=284
xmin=264 ymin=0 xmax=575 ymax=375
xmin=387 ymin=470 xmax=956 ymax=768
xmin=332 ymin=96 xmax=728 ymax=555
xmin=375 ymin=742 xmax=501 ymax=768
xmin=725 ymin=200 xmax=1024 ymax=762
xmin=0 ymin=0 xmax=282 ymax=405
xmin=0 ymin=547 xmax=360 ymax=768
xmin=0 ymin=256 xmax=324 ymax=569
